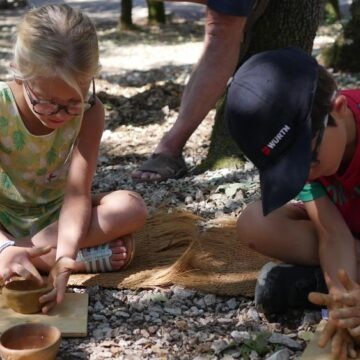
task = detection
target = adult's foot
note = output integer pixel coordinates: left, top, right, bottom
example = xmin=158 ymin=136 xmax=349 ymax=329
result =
xmin=131 ymin=153 xmax=187 ymax=182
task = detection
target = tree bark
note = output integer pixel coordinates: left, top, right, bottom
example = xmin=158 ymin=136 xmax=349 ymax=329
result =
xmin=202 ymin=0 xmax=323 ymax=171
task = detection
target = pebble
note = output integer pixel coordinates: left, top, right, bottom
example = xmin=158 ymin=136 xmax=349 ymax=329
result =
xmin=266 ymin=348 xmax=291 ymax=360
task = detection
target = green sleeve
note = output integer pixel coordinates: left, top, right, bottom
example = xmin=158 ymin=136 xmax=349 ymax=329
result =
xmin=297 ymin=182 xmax=327 ymax=202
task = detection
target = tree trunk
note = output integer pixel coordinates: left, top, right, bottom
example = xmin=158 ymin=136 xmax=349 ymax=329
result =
xmin=147 ymin=0 xmax=166 ymax=25
xmin=0 ymin=0 xmax=27 ymax=9
xmin=202 ymin=0 xmax=323 ymax=171
xmin=120 ymin=0 xmax=134 ymax=30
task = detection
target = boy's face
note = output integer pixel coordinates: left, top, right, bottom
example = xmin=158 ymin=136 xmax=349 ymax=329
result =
xmin=308 ymin=104 xmax=348 ymax=180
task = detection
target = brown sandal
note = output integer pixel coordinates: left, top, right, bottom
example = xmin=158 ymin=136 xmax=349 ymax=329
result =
xmin=132 ymin=153 xmax=187 ymax=182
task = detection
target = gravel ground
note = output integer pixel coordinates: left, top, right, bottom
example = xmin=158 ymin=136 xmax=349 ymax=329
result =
xmin=1 ymin=2 xmax=360 ymax=359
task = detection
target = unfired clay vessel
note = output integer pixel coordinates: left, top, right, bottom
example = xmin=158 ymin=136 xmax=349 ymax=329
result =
xmin=2 ymin=279 xmax=52 ymax=314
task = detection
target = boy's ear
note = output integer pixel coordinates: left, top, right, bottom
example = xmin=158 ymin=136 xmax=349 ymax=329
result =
xmin=332 ymin=94 xmax=347 ymax=115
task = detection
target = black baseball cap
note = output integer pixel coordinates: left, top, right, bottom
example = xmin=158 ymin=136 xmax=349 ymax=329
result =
xmin=225 ymin=47 xmax=319 ymax=215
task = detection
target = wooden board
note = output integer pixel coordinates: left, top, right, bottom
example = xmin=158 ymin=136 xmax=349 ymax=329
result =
xmin=0 ymin=292 xmax=88 ymax=337
xmin=301 ymin=320 xmax=360 ymax=359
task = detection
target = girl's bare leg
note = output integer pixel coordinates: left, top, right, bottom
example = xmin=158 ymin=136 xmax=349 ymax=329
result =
xmin=18 ymin=190 xmax=147 ymax=272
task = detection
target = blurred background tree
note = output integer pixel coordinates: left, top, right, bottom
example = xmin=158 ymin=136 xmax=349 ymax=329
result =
xmin=120 ymin=0 xmax=166 ymax=30
xmin=120 ymin=0 xmax=134 ymax=30
xmin=147 ymin=0 xmax=166 ymax=25
xmin=0 ymin=0 xmax=27 ymax=9
xmin=325 ymin=0 xmax=342 ymax=22
xmin=322 ymin=0 xmax=360 ymax=72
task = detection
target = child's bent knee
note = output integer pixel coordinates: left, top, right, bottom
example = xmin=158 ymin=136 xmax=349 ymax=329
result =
xmin=237 ymin=202 xmax=263 ymax=247
xmin=237 ymin=202 xmax=261 ymax=229
xmin=127 ymin=191 xmax=148 ymax=224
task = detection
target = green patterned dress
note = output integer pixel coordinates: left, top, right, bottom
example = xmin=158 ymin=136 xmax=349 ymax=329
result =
xmin=0 ymin=82 xmax=82 ymax=237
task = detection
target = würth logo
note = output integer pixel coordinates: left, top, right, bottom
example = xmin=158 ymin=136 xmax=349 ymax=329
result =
xmin=261 ymin=125 xmax=291 ymax=156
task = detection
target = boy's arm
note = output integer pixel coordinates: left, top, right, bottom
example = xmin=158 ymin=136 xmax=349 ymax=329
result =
xmin=305 ymin=197 xmax=358 ymax=358
xmin=304 ymin=196 xmax=357 ymax=290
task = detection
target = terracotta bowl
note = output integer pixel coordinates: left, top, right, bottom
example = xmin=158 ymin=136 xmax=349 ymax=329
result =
xmin=0 ymin=323 xmax=61 ymax=360
xmin=2 ymin=279 xmax=52 ymax=314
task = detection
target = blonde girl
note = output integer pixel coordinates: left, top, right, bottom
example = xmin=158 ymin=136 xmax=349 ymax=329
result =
xmin=0 ymin=4 xmax=147 ymax=313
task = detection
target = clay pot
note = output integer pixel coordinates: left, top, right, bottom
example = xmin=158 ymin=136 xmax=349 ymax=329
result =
xmin=0 ymin=323 xmax=61 ymax=360
xmin=2 ymin=279 xmax=52 ymax=314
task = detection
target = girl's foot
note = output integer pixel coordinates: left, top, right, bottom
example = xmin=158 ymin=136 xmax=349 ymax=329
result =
xmin=75 ymin=235 xmax=135 ymax=273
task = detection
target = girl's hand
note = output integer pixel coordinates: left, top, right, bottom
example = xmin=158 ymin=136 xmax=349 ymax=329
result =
xmin=0 ymin=246 xmax=52 ymax=284
xmin=39 ymin=256 xmax=76 ymax=314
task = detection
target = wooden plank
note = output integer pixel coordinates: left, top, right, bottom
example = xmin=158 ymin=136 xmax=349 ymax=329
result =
xmin=301 ymin=320 xmax=360 ymax=360
xmin=0 ymin=292 xmax=88 ymax=337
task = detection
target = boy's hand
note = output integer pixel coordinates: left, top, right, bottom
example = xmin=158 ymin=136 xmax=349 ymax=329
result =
xmin=309 ymin=269 xmax=360 ymax=357
xmin=318 ymin=320 xmax=357 ymax=359
xmin=39 ymin=256 xmax=76 ymax=314
xmin=310 ymin=270 xmax=360 ymax=337
xmin=330 ymin=270 xmax=360 ymax=339
xmin=0 ymin=246 xmax=52 ymax=284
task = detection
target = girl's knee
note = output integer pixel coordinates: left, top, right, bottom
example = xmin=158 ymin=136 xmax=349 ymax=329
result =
xmin=102 ymin=190 xmax=147 ymax=226
xmin=128 ymin=191 xmax=148 ymax=224
xmin=118 ymin=190 xmax=147 ymax=223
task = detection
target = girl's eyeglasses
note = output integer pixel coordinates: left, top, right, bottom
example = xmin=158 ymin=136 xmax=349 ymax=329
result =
xmin=24 ymin=79 xmax=96 ymax=116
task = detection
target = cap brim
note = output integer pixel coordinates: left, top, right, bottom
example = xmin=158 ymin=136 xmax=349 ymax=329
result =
xmin=259 ymin=122 xmax=312 ymax=215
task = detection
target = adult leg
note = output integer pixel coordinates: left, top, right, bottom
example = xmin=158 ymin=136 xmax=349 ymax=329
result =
xmin=20 ymin=190 xmax=147 ymax=272
xmin=132 ymin=8 xmax=246 ymax=181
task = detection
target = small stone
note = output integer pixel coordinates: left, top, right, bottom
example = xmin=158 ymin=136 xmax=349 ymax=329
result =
xmin=265 ymin=348 xmax=291 ymax=360
xmin=268 ymin=333 xmax=303 ymax=350
xmin=203 ymin=294 xmax=216 ymax=307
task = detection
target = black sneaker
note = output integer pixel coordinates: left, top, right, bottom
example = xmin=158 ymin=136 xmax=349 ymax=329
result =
xmin=255 ymin=262 xmax=327 ymax=315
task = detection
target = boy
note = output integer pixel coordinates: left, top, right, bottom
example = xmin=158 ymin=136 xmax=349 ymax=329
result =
xmin=224 ymin=47 xmax=360 ymax=356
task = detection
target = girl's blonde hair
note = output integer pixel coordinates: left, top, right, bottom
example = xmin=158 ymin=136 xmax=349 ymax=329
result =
xmin=12 ymin=4 xmax=100 ymax=98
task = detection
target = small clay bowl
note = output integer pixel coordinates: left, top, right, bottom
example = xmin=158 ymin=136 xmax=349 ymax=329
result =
xmin=2 ymin=279 xmax=52 ymax=314
xmin=0 ymin=323 xmax=61 ymax=360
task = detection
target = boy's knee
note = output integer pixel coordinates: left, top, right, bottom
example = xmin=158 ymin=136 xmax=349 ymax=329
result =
xmin=237 ymin=201 xmax=262 ymax=247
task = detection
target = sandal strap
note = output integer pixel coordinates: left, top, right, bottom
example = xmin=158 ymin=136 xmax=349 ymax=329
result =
xmin=76 ymin=244 xmax=113 ymax=273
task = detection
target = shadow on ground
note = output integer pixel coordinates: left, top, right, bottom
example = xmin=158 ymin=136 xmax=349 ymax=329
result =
xmin=99 ymin=78 xmax=183 ymax=129
xmin=97 ymin=19 xmax=204 ymax=46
